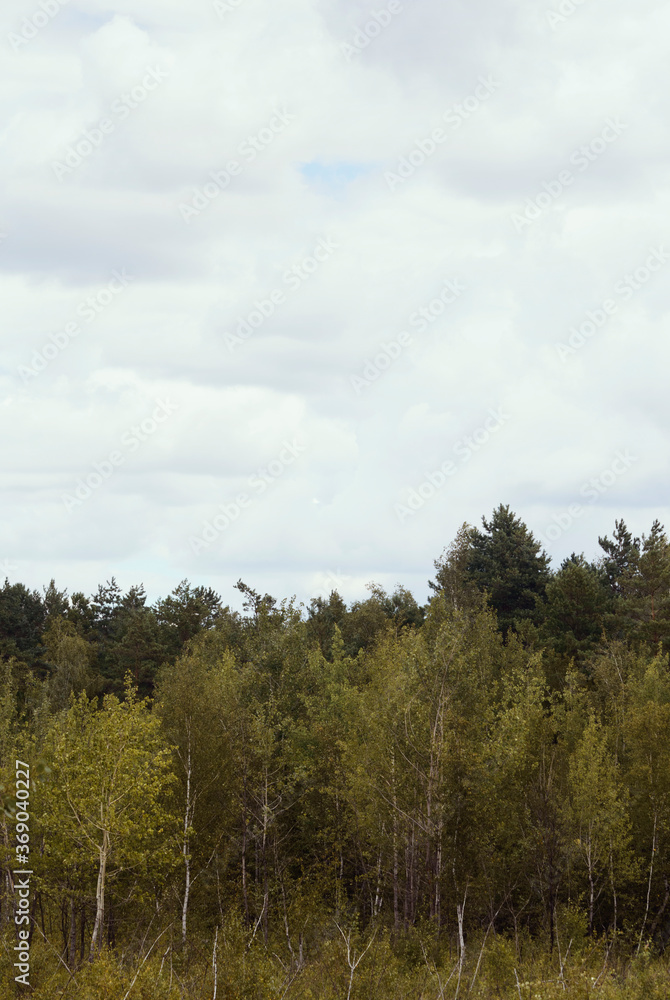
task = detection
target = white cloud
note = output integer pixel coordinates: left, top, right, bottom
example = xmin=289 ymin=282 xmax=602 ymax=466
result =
xmin=1 ymin=0 xmax=667 ymax=608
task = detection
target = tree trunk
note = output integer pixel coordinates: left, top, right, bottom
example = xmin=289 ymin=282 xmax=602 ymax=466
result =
xmin=455 ymin=898 xmax=466 ymax=999
xmin=181 ymin=734 xmax=193 ymax=947
xmin=68 ymin=897 xmax=77 ymax=970
xmin=79 ymin=902 xmax=86 ymax=965
xmin=373 ymin=840 xmax=384 ymax=917
xmin=649 ymin=875 xmax=670 ymax=945
xmin=262 ymin=769 xmax=269 ymax=945
xmin=638 ymin=812 xmax=658 ymax=954
xmin=90 ymin=830 xmax=109 ymax=958
xmin=241 ymin=768 xmax=250 ymax=926
xmin=587 ymin=840 xmax=595 ymax=935
xmin=392 ymin=815 xmax=399 ymax=931
xmin=435 ymin=821 xmax=443 ymax=928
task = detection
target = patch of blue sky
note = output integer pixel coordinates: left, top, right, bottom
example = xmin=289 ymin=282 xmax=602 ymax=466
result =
xmin=53 ymin=10 xmax=117 ymax=33
xmin=299 ymin=161 xmax=377 ymax=198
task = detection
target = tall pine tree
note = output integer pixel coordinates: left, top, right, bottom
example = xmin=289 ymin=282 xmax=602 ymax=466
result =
xmin=466 ymin=504 xmax=551 ymax=635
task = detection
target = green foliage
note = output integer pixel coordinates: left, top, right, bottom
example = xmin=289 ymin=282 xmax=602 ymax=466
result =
xmin=465 ymin=504 xmax=551 ymax=635
xmin=2 ymin=511 xmax=670 ymax=995
xmin=0 ymin=578 xmax=47 ymax=668
xmin=35 ymin=680 xmax=179 ymax=958
xmin=540 ymin=555 xmax=610 ymax=665
xmin=42 ymin=616 xmax=97 ymax=711
xmin=429 ymin=521 xmax=482 ymax=613
xmin=155 ymin=579 xmax=223 ymax=657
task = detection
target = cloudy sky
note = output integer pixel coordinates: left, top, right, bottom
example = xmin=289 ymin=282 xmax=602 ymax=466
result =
xmin=1 ymin=0 xmax=668 ymax=611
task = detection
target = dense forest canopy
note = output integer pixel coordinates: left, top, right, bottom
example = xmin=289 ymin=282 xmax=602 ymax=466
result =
xmin=2 ymin=504 xmax=670 ymax=998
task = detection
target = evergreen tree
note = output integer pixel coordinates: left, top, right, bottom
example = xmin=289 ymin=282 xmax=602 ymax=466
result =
xmin=66 ymin=590 xmax=96 ymax=638
xmin=466 ymin=504 xmax=551 ymax=635
xmin=621 ymin=521 xmax=670 ymax=649
xmin=42 ymin=579 xmax=70 ymax=623
xmin=88 ymin=578 xmax=124 ymax=688
xmin=234 ymin=579 xmax=277 ymax=617
xmin=539 ymin=555 xmax=610 ymax=665
xmin=155 ymin=580 xmax=222 ymax=657
xmin=598 ymin=520 xmax=640 ymax=597
xmin=0 ymin=579 xmax=47 ymax=669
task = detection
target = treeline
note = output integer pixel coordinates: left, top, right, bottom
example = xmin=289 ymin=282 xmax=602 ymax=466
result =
xmin=1 ymin=504 xmax=670 ymax=999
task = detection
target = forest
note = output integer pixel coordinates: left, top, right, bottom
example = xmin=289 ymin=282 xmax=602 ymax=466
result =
xmin=2 ymin=504 xmax=670 ymax=998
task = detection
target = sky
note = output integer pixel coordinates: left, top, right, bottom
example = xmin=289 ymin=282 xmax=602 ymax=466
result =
xmin=1 ymin=0 xmax=668 ymax=613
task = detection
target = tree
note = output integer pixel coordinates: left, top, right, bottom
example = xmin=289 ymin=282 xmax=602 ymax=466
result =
xmin=86 ymin=579 xmax=124 ymax=690
xmin=111 ymin=606 xmax=167 ymax=697
xmin=466 ymin=505 xmax=551 ymax=635
xmin=234 ymin=579 xmax=277 ymax=617
xmin=480 ymin=645 xmax=557 ymax=947
xmin=0 ymin=579 xmax=46 ymax=669
xmin=155 ymin=647 xmax=237 ymax=945
xmin=38 ymin=682 xmax=178 ymax=957
xmin=297 ymin=628 xmax=365 ymax=920
xmin=624 ymin=657 xmax=670 ymax=948
xmin=66 ymin=590 xmax=97 ymax=639
xmin=341 ymin=584 xmax=423 ymax=658
xmin=539 ymin=555 xmax=610 ymax=667
xmin=598 ymin=520 xmax=640 ymax=597
xmin=429 ymin=523 xmax=481 ymax=613
xmin=564 ymin=716 xmax=632 ymax=934
xmin=42 ymin=616 xmax=96 ymax=711
xmin=523 ymin=702 xmax=566 ymax=951
xmin=305 ymin=591 xmax=348 ymax=657
xmin=618 ymin=522 xmax=670 ymax=649
xmin=368 ymin=583 xmax=425 ymax=631
xmin=154 ymin=580 xmax=222 ymax=657
xmin=42 ymin=579 xmax=70 ymax=623
xmin=90 ymin=578 xmax=123 ymax=642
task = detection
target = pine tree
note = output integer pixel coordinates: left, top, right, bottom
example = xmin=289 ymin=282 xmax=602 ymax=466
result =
xmin=466 ymin=505 xmax=551 ymax=635
xmin=540 ymin=555 xmax=610 ymax=664
xmin=622 ymin=521 xmax=670 ymax=648
xmin=598 ymin=520 xmax=640 ymax=597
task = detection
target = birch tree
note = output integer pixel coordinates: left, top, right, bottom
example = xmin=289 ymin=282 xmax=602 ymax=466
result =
xmin=564 ymin=716 xmax=632 ymax=934
xmin=38 ymin=682 xmax=177 ymax=957
xmin=156 ymin=647 xmax=237 ymax=946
